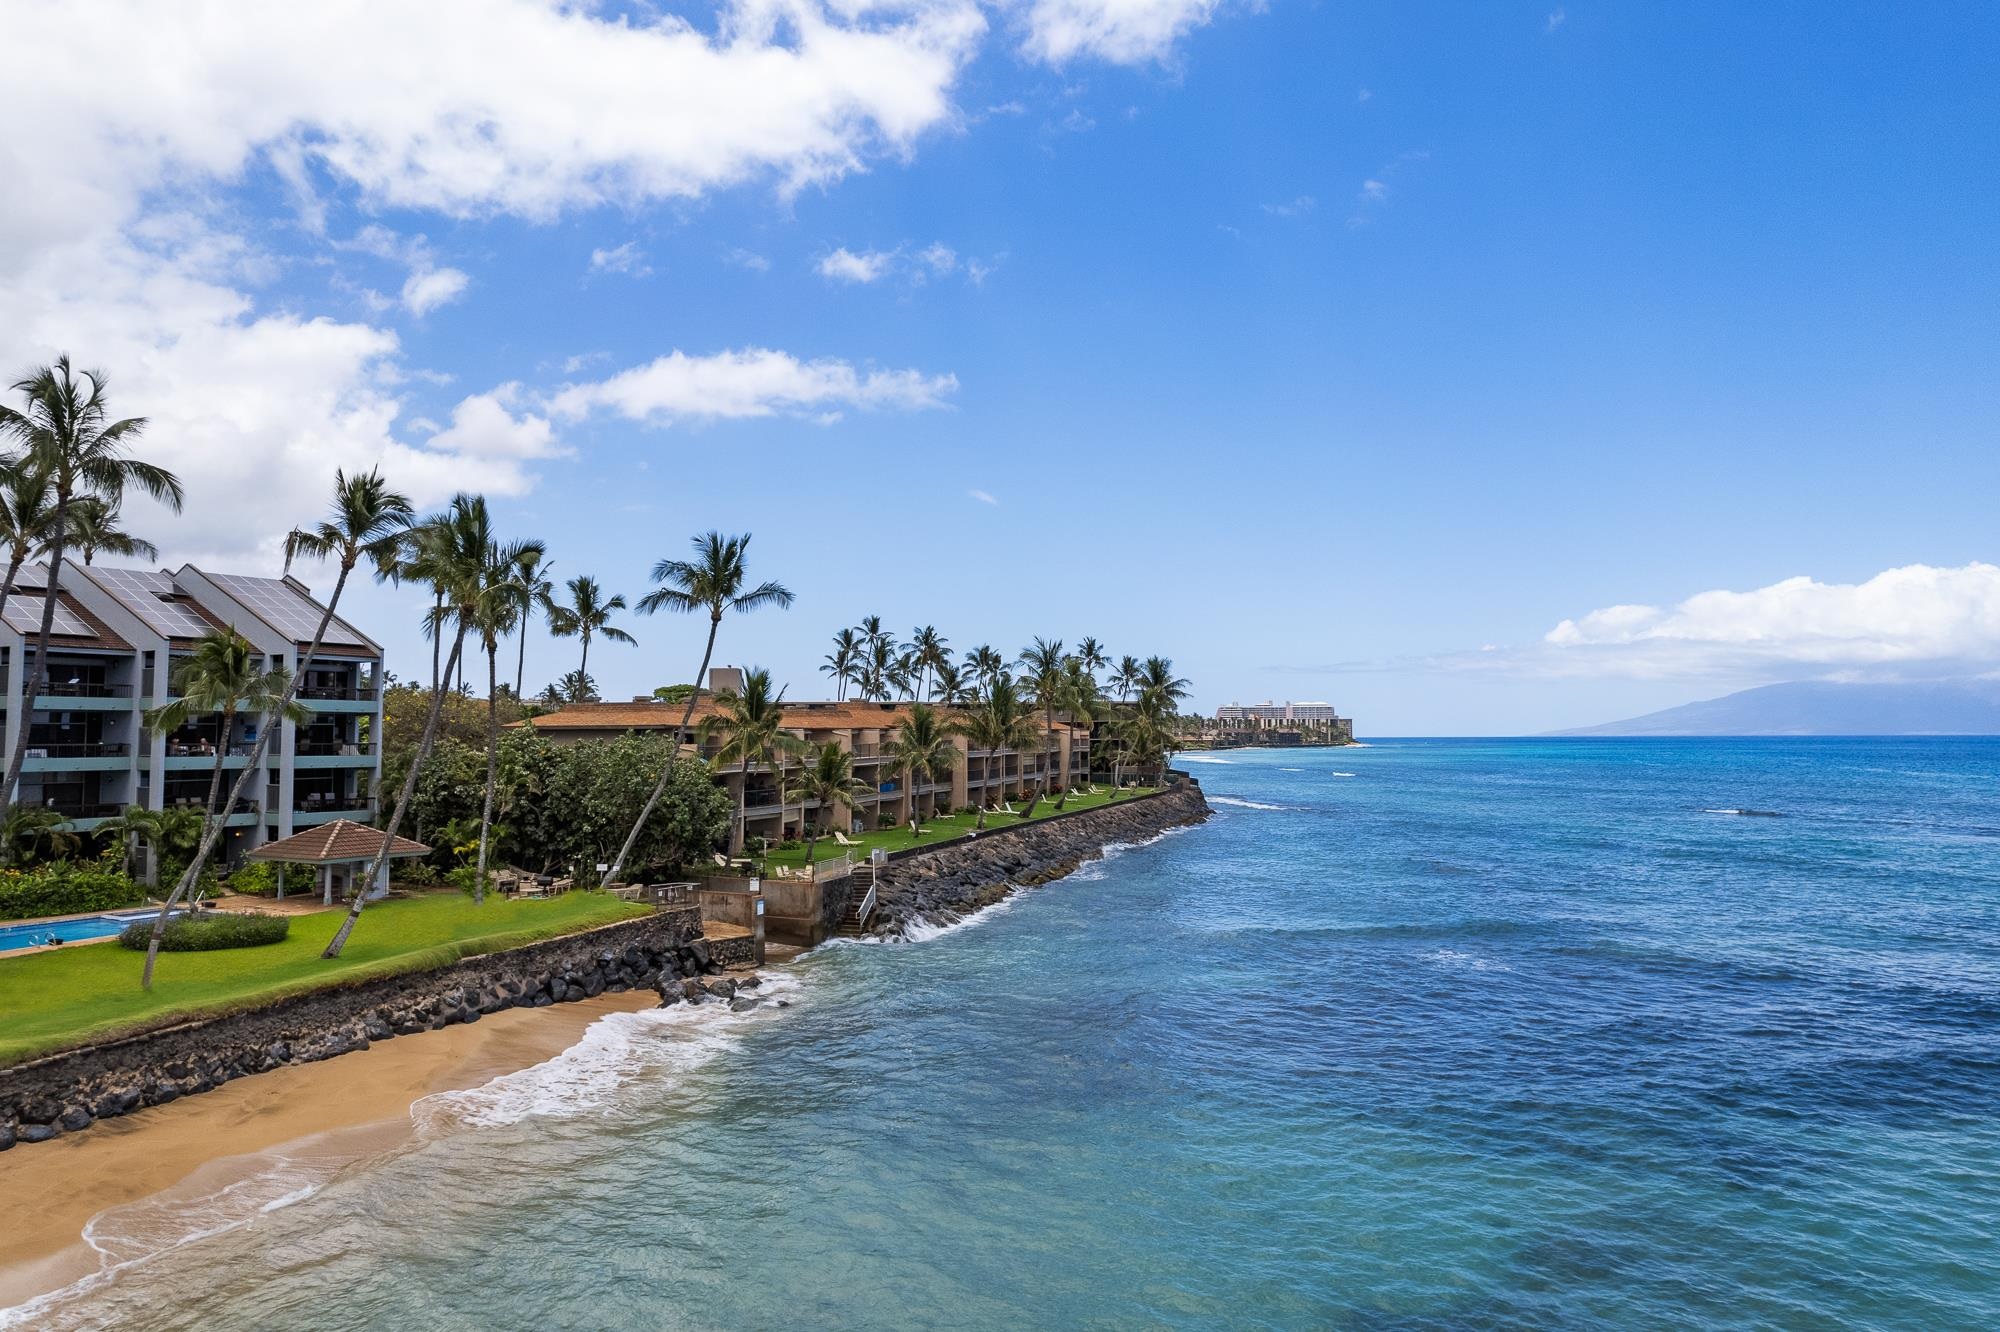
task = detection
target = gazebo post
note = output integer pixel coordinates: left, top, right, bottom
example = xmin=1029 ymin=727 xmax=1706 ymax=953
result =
xmin=321 ymin=863 xmax=333 ymax=906
xmin=277 ymin=863 xmax=286 ymax=901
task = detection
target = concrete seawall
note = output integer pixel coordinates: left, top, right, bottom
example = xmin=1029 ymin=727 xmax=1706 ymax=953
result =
xmin=871 ymin=781 xmax=1211 ymax=935
xmin=0 ymin=908 xmax=749 ymax=1150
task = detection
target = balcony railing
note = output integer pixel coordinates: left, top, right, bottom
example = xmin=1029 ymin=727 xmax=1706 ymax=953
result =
xmin=297 ymin=741 xmax=374 ymax=757
xmin=33 ymin=681 xmax=129 ymax=699
xmin=23 ymin=742 xmax=130 ymax=759
xmin=39 ymin=801 xmax=123 ymax=821
xmin=165 ymin=741 xmax=259 ymax=758
xmin=300 ymin=685 xmax=377 ymax=701
xmin=295 ymin=792 xmax=364 ymax=813
xmin=163 ymin=794 xmax=259 ymax=815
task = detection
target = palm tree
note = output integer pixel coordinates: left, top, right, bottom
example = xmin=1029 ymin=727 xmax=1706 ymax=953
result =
xmin=1112 ymin=654 xmax=1143 ymax=705
xmin=888 ymin=702 xmax=959 ymax=837
xmin=930 ymin=658 xmax=969 ymax=705
xmin=604 ymin=533 xmax=793 ymax=886
xmin=97 ymin=805 xmax=202 ymax=887
xmin=508 ymin=549 xmax=557 ymax=698
xmin=138 ymin=628 xmax=312 ymax=987
xmin=0 ymin=805 xmax=79 ymax=866
xmin=326 ymin=492 xmax=486 ymax=959
xmin=469 ymin=534 xmax=548 ymax=902
xmin=1017 ymin=637 xmax=1066 ymax=815
xmin=1054 ymin=656 xmax=1101 ymax=808
xmin=907 ymin=625 xmax=950 ymax=699
xmin=1137 ymin=655 xmax=1191 ymax=714
xmin=700 ymin=669 xmax=807 ymax=855
xmin=784 ymin=742 xmax=872 ymax=864
xmin=966 ymin=644 xmax=1005 ymax=694
xmin=0 ymin=461 xmax=55 ymax=633
xmin=953 ymin=674 xmax=1035 ymax=828
xmin=63 ymin=496 xmax=157 ymax=565
xmin=1075 ymin=636 xmax=1109 ymax=683
xmin=547 ymin=574 xmax=634 ymax=685
xmin=0 ymin=357 xmax=184 ymax=805
xmin=820 ymin=627 xmax=863 ymax=701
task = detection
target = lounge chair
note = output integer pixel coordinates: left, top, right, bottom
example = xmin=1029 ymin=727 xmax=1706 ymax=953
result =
xmin=711 ymin=853 xmax=731 ymax=868
xmin=833 ymin=831 xmax=856 ymax=847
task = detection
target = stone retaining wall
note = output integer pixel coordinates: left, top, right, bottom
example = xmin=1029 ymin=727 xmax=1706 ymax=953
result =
xmin=871 ymin=781 xmax=1210 ymax=935
xmin=0 ymin=908 xmax=723 ymax=1151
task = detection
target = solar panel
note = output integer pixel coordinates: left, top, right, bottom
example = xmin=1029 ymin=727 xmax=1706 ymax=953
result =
xmin=85 ymin=567 xmax=215 ymax=639
xmin=207 ymin=573 xmax=370 ymax=649
xmin=2 ymin=589 xmax=98 ymax=638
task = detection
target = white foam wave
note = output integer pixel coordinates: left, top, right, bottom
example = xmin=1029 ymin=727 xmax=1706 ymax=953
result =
xmin=1279 ymin=767 xmax=1303 ymax=772
xmin=898 ymin=893 xmax=1021 ymax=941
xmin=412 ymin=972 xmax=805 ymax=1133
xmin=1176 ymin=754 xmax=1233 ymax=764
xmin=1704 ymin=808 xmax=1745 ymax=816
xmin=1426 ymin=948 xmax=1511 ymax=973
xmin=1330 ymin=772 xmax=1357 ymax=779
xmin=1209 ymin=796 xmax=1292 ymax=811
xmin=0 ymin=1159 xmax=327 ymax=1330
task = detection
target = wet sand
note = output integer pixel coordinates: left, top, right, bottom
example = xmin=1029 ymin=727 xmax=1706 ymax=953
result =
xmin=0 ymin=990 xmax=658 ymax=1312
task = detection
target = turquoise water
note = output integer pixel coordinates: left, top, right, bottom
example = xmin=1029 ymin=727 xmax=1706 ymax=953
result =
xmin=0 ymin=912 xmax=147 ymax=952
xmin=13 ymin=739 xmax=2000 ymax=1329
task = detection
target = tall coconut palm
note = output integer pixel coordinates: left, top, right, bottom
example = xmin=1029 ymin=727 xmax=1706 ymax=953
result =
xmin=1054 ymin=656 xmax=1101 ymax=808
xmin=604 ymin=533 xmax=793 ymax=886
xmin=966 ymin=644 xmax=1005 ymax=694
xmin=783 ymin=742 xmax=873 ymax=865
xmin=507 ymin=549 xmax=557 ymax=698
xmin=1137 ymin=655 xmax=1191 ymax=714
xmin=699 ymin=669 xmax=807 ymax=855
xmin=930 ymin=658 xmax=969 ymax=705
xmin=820 ymin=627 xmax=863 ymax=701
xmin=138 ymin=628 xmax=312 ymax=987
xmin=888 ymin=702 xmax=959 ymax=837
xmin=1111 ymin=654 xmax=1143 ymax=705
xmin=127 ymin=468 xmax=413 ymax=984
xmin=0 ymin=461 xmax=55 ymax=633
xmin=953 ymin=674 xmax=1035 ymax=828
xmin=0 ymin=805 xmax=79 ymax=867
xmin=547 ymin=574 xmax=634 ymax=685
xmin=907 ymin=625 xmax=950 ymax=699
xmin=0 ymin=357 xmax=183 ymax=806
xmin=470 ymin=534 xmax=548 ymax=902
xmin=1075 ymin=636 xmax=1109 ymax=683
xmin=63 ymin=496 xmax=157 ymax=565
xmin=326 ymin=492 xmax=486 ymax=959
xmin=1017 ymin=637 xmax=1067 ymax=814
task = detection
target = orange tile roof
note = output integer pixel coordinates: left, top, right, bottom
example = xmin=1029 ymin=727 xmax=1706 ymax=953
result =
xmin=247 ymin=819 xmax=430 ymax=863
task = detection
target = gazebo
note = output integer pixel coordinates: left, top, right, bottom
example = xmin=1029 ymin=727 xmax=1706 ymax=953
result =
xmin=247 ymin=819 xmax=431 ymax=905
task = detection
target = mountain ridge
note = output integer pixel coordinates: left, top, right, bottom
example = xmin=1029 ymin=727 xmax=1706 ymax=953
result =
xmin=1552 ymin=680 xmax=2000 ymax=736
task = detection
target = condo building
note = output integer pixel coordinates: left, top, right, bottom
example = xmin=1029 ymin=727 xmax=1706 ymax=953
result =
xmin=1 ymin=562 xmax=383 ymax=873
xmin=1215 ymin=700 xmax=1345 ymax=724
xmin=523 ymin=669 xmax=1093 ymax=853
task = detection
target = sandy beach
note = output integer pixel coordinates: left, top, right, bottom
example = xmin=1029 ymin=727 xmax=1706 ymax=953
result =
xmin=0 ymin=990 xmax=658 ymax=1314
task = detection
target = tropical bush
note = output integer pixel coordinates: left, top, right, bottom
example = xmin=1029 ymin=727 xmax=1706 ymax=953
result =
xmin=0 ymin=860 xmax=145 ymax=920
xmin=118 ymin=912 xmax=290 ymax=952
xmin=222 ymin=860 xmax=320 ymax=897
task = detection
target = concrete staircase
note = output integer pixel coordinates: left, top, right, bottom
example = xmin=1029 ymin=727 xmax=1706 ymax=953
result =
xmin=837 ymin=866 xmax=880 ymax=937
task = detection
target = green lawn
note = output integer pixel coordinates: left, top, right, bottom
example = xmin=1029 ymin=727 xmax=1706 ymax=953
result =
xmin=0 ymin=891 xmax=648 ymax=1067
xmin=760 ymin=785 xmax=1158 ymax=870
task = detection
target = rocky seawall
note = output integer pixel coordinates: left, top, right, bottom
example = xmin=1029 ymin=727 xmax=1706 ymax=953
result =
xmin=0 ymin=908 xmax=747 ymax=1151
xmin=872 ymin=781 xmax=1211 ymax=935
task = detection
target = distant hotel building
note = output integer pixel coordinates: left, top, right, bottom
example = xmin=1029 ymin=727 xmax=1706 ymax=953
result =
xmin=1216 ymin=700 xmax=1344 ymax=724
xmin=1 ymin=563 xmax=384 ymax=871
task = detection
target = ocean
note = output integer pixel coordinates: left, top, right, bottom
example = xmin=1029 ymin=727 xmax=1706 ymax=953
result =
xmin=13 ymin=738 xmax=2000 ymax=1329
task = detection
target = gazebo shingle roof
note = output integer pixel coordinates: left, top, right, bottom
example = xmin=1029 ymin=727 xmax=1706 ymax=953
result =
xmin=247 ymin=819 xmax=430 ymax=864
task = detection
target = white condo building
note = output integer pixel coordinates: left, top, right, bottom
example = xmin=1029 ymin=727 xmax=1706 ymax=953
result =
xmin=1 ymin=563 xmax=383 ymax=873
xmin=1215 ymin=700 xmax=1344 ymax=724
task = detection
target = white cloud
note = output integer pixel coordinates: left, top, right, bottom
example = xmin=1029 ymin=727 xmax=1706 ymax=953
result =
xmin=1022 ymin=0 xmax=1223 ymax=65
xmin=425 ymin=384 xmax=565 ymax=461
xmin=723 ymin=247 xmax=772 ymax=272
xmin=0 ymin=0 xmax=987 ymax=261
xmin=400 ymin=265 xmax=470 ymax=315
xmin=589 ymin=241 xmax=652 ymax=278
xmin=549 ymin=347 xmax=958 ymax=426
xmin=968 ymin=488 xmax=999 ymax=505
xmin=1541 ymin=564 xmax=2000 ymax=678
xmin=1357 ymin=87 xmax=1373 ymax=103
xmin=1546 ymin=8 xmax=1567 ymax=33
xmin=1263 ymin=195 xmax=1317 ymax=218
xmin=917 ymin=242 xmax=959 ymax=275
xmin=1357 ymin=179 xmax=1389 ymax=204
xmin=817 ymin=247 xmax=897 ymax=283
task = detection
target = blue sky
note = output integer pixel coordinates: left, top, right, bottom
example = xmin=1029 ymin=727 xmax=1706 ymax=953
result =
xmin=4 ymin=2 xmax=1998 ymax=733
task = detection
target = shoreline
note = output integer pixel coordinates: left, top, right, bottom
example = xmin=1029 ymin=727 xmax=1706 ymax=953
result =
xmin=0 ymin=784 xmax=1211 ymax=1319
xmin=0 ymin=990 xmax=656 ymax=1314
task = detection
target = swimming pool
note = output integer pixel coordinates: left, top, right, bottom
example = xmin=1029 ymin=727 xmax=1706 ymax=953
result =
xmin=0 ymin=911 xmax=155 ymax=952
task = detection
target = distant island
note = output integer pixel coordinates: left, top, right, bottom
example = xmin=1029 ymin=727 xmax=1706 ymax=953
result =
xmin=1553 ymin=680 xmax=2000 ymax=736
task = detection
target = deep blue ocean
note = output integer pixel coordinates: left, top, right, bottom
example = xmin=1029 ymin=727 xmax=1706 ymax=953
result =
xmin=16 ymin=738 xmax=2000 ymax=1330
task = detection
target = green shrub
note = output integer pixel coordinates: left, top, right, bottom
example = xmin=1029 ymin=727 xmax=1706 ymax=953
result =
xmin=398 ymin=861 xmax=440 ymax=887
xmin=118 ymin=912 xmax=290 ymax=952
xmin=0 ymin=861 xmax=145 ymax=920
xmin=223 ymin=860 xmax=320 ymax=897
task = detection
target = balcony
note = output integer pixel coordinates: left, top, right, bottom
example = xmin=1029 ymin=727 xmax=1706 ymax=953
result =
xmin=22 ymin=740 xmax=132 ymax=773
xmin=41 ymin=801 xmax=124 ymax=825
xmin=300 ymin=684 xmax=377 ymax=701
xmin=295 ymin=741 xmax=377 ymax=769
xmin=31 ymin=680 xmax=133 ymax=711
